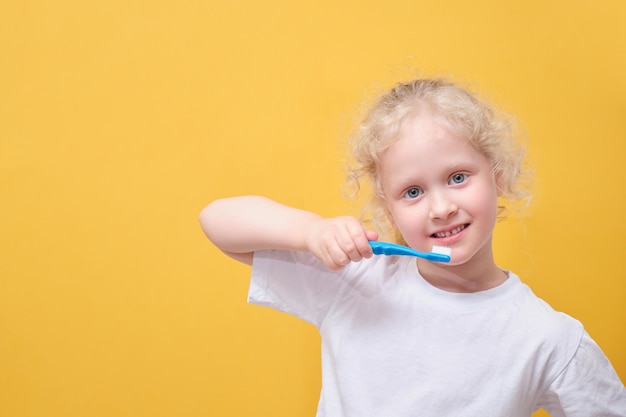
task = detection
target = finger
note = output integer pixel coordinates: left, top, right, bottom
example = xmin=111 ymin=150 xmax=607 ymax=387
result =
xmin=343 ymin=221 xmax=375 ymax=260
xmin=329 ymin=239 xmax=353 ymax=266
xmin=361 ymin=230 xmax=379 ymax=258
xmin=335 ymin=228 xmax=363 ymax=263
xmin=317 ymin=239 xmax=350 ymax=270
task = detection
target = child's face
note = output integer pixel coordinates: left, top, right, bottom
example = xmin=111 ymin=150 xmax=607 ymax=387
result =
xmin=379 ymin=113 xmax=499 ymax=267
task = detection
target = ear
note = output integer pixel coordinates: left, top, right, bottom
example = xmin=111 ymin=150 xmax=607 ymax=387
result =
xmin=384 ymin=205 xmax=397 ymax=228
xmin=493 ymin=167 xmax=504 ymax=197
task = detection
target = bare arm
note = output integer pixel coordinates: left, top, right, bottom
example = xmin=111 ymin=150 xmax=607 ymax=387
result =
xmin=199 ymin=196 xmax=378 ymax=270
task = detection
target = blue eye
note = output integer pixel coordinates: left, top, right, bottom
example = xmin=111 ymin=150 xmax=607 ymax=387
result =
xmin=404 ymin=187 xmax=423 ymax=199
xmin=449 ymin=173 xmax=467 ymax=185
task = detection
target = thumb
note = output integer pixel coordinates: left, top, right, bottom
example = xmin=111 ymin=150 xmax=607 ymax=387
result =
xmin=365 ymin=230 xmax=379 ymax=242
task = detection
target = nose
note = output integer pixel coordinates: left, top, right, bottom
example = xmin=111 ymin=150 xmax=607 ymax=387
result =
xmin=428 ymin=189 xmax=458 ymax=220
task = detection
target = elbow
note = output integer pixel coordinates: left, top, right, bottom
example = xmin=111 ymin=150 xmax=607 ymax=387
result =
xmin=199 ymin=196 xmax=250 ymax=243
xmin=198 ymin=198 xmax=255 ymax=265
xmin=198 ymin=199 xmax=224 ymax=242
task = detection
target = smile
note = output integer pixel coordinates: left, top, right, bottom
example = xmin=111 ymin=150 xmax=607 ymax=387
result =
xmin=432 ymin=224 xmax=467 ymax=238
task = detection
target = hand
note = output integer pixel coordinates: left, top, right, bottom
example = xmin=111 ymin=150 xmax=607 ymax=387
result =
xmin=305 ymin=216 xmax=379 ymax=271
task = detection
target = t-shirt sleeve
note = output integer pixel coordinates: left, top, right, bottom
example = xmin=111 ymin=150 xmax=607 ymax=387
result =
xmin=248 ymin=249 xmax=355 ymax=327
xmin=537 ymin=331 xmax=626 ymax=416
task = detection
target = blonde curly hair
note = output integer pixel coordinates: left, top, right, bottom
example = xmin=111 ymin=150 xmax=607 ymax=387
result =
xmin=345 ymin=78 xmax=531 ymax=243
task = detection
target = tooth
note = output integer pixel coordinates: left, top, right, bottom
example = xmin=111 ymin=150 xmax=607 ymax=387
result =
xmin=435 ymin=225 xmax=465 ymax=238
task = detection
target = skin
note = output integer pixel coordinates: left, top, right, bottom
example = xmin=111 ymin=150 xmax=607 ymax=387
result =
xmin=199 ymin=112 xmax=507 ymax=293
xmin=378 ymin=112 xmax=507 ymax=292
xmin=199 ymin=197 xmax=378 ymax=271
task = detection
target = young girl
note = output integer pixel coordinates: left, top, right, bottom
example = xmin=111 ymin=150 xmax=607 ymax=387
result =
xmin=200 ymin=78 xmax=626 ymax=416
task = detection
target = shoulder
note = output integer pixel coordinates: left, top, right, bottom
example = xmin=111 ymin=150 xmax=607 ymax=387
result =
xmin=252 ymin=249 xmax=409 ymax=294
xmin=512 ymin=276 xmax=584 ymax=336
xmin=538 ymin=331 xmax=626 ymax=415
xmin=253 ymin=248 xmax=401 ymax=272
xmin=510 ymin=278 xmax=585 ymax=376
xmin=249 ymin=250 xmax=410 ymax=324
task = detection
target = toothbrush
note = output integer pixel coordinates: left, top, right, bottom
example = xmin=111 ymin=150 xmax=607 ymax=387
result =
xmin=369 ymin=241 xmax=451 ymax=263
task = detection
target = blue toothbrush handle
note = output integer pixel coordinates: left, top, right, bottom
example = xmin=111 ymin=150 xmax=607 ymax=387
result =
xmin=369 ymin=241 xmax=450 ymax=263
xmin=369 ymin=241 xmax=417 ymax=256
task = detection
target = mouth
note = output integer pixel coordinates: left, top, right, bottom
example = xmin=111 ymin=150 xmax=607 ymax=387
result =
xmin=431 ymin=224 xmax=469 ymax=238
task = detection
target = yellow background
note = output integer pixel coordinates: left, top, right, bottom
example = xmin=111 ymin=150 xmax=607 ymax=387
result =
xmin=1 ymin=1 xmax=624 ymax=416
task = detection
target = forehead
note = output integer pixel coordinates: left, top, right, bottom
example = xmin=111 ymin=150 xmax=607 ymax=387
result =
xmin=381 ymin=133 xmax=479 ymax=173
xmin=388 ymin=113 xmax=471 ymax=157
xmin=396 ymin=110 xmax=464 ymax=142
xmin=378 ymin=115 xmax=489 ymax=181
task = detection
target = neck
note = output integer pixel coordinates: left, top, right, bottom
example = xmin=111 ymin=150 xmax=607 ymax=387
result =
xmin=416 ymin=253 xmax=507 ymax=293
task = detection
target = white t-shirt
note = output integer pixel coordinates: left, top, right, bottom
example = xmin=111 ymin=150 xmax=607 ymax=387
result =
xmin=249 ymin=249 xmax=626 ymax=417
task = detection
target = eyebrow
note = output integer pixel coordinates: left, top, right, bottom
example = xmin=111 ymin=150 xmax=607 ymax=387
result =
xmin=445 ymin=161 xmax=474 ymax=173
xmin=385 ymin=160 xmax=477 ymax=191
xmin=383 ymin=176 xmax=421 ymax=197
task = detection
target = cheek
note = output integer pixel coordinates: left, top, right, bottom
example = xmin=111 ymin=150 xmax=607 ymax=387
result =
xmin=474 ymin=177 xmax=500 ymax=213
xmin=479 ymin=191 xmax=500 ymax=225
xmin=388 ymin=208 xmax=428 ymax=243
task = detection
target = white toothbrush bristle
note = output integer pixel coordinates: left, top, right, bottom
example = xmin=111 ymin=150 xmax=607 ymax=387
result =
xmin=431 ymin=245 xmax=452 ymax=256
